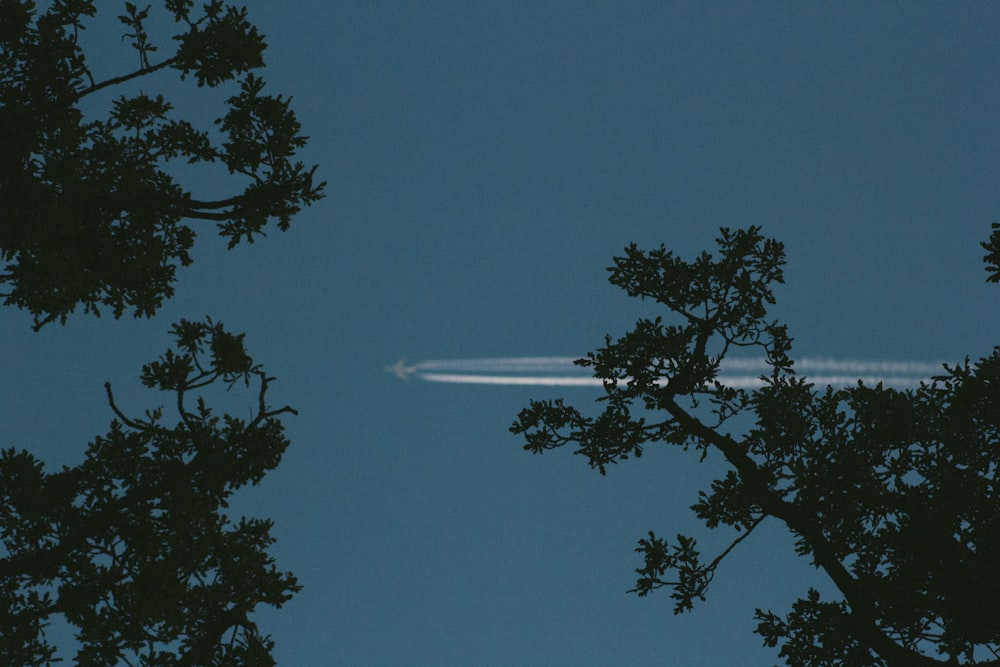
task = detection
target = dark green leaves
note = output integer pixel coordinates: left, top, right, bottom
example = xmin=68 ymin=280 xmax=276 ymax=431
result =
xmin=512 ymin=398 xmax=583 ymax=454
xmin=0 ymin=319 xmax=298 ymax=665
xmin=982 ymin=222 xmax=1000 ymax=283
xmin=164 ymin=0 xmax=195 ymax=22
xmin=119 ymin=2 xmax=156 ymax=67
xmin=513 ymin=225 xmax=1000 ymax=665
xmin=140 ymin=317 xmax=259 ymax=391
xmin=213 ymin=73 xmax=324 ymax=247
xmin=512 ymin=397 xmax=658 ymax=474
xmin=607 ymin=226 xmax=785 ymax=346
xmin=630 ymin=532 xmax=708 ymax=614
xmin=1 ymin=6 xmax=308 ymax=664
xmin=755 ymin=590 xmax=883 ymax=667
xmin=0 ymin=2 xmax=324 ymax=330
xmin=513 ymin=226 xmax=794 ymax=473
xmin=173 ymin=3 xmax=264 ymax=87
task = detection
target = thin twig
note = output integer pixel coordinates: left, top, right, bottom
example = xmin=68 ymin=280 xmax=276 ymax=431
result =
xmin=704 ymin=514 xmax=766 ymax=578
xmin=104 ymin=382 xmax=172 ymax=436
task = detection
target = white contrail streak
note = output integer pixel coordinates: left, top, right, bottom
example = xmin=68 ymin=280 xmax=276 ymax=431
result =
xmin=413 ymin=357 xmax=579 ymax=372
xmin=392 ymin=357 xmax=945 ymax=389
xmin=420 ymin=373 xmax=605 ymax=386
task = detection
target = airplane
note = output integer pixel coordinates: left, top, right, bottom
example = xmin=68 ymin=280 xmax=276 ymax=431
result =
xmin=386 ymin=359 xmax=418 ymax=380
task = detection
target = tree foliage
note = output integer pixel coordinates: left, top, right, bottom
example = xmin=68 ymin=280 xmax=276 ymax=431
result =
xmin=512 ymin=226 xmax=1000 ymax=665
xmin=0 ymin=0 xmax=325 ymax=329
xmin=1 ymin=318 xmax=299 ymax=666
xmin=1 ymin=3 xmax=314 ymax=663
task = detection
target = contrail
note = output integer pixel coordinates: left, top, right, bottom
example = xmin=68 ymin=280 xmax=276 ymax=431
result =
xmin=388 ymin=357 xmax=945 ymax=389
xmin=410 ymin=357 xmax=580 ymax=372
xmin=420 ymin=373 xmax=605 ymax=386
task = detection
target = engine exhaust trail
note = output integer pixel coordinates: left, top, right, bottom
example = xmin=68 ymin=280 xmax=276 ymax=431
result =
xmin=388 ymin=357 xmax=945 ymax=389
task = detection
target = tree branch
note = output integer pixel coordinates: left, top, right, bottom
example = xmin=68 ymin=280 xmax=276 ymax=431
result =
xmin=73 ymin=56 xmax=181 ymax=100
xmin=703 ymin=514 xmax=766 ymax=579
xmin=185 ymin=197 xmax=242 ymax=210
xmin=660 ymin=395 xmax=951 ymax=667
xmin=251 ymin=372 xmax=298 ymax=428
xmin=103 ymin=383 xmax=173 ymax=437
xmin=177 ymin=209 xmax=233 ymax=222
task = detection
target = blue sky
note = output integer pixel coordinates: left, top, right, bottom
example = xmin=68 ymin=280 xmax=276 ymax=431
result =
xmin=3 ymin=2 xmax=1000 ymax=664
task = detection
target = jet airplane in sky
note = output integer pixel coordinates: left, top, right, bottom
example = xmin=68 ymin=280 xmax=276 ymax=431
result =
xmin=386 ymin=359 xmax=417 ymax=380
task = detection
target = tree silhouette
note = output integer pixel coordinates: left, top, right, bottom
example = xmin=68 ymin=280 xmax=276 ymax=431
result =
xmin=512 ymin=226 xmax=1000 ymax=665
xmin=1 ymin=3 xmax=317 ymax=663
xmin=0 ymin=0 xmax=325 ymax=330
xmin=1 ymin=318 xmax=299 ymax=666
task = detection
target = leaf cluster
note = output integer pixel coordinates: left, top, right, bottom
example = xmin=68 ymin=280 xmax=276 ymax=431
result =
xmin=512 ymin=226 xmax=1000 ymax=665
xmin=0 ymin=318 xmax=299 ymax=666
xmin=512 ymin=227 xmax=790 ymax=473
xmin=0 ymin=1 xmax=325 ymax=329
xmin=983 ymin=222 xmax=1000 ymax=284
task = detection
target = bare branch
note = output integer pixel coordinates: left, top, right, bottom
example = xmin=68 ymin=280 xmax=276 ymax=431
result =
xmin=73 ymin=56 xmax=180 ymax=100
xmin=103 ymin=382 xmax=172 ymax=437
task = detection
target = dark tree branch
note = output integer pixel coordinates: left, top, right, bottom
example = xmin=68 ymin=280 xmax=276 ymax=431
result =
xmin=178 ymin=209 xmax=234 ymax=222
xmin=660 ymin=395 xmax=956 ymax=667
xmin=704 ymin=514 xmax=766 ymax=577
xmin=103 ymin=382 xmax=172 ymax=437
xmin=73 ymin=56 xmax=181 ymax=100
xmin=185 ymin=196 xmax=243 ymax=210
xmin=517 ymin=228 xmax=1000 ymax=665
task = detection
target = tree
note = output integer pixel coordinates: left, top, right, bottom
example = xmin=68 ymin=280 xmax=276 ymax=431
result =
xmin=0 ymin=0 xmax=325 ymax=330
xmin=1 ymin=3 xmax=317 ymax=663
xmin=512 ymin=226 xmax=1000 ymax=665
xmin=1 ymin=318 xmax=299 ymax=666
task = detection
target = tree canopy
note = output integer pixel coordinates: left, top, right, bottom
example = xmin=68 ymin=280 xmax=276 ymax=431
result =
xmin=512 ymin=226 xmax=1000 ymax=665
xmin=1 ymin=318 xmax=299 ymax=666
xmin=1 ymin=3 xmax=314 ymax=664
xmin=0 ymin=0 xmax=325 ymax=329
